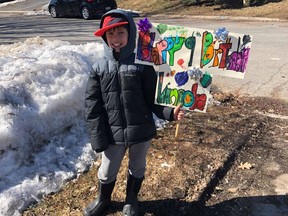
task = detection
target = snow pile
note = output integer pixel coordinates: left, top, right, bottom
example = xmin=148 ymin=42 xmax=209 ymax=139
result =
xmin=0 ymin=37 xmax=101 ymax=215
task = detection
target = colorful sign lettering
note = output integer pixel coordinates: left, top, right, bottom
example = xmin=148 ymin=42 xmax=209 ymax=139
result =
xmin=135 ymin=19 xmax=253 ymax=112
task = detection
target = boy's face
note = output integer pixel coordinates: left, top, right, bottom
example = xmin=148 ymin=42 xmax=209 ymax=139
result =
xmin=105 ymin=26 xmax=128 ymax=53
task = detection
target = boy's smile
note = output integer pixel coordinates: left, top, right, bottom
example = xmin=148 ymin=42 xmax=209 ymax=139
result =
xmin=106 ymin=26 xmax=129 ymax=53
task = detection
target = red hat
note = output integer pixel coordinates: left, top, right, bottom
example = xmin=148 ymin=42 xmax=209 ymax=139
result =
xmin=94 ymin=15 xmax=128 ymax=37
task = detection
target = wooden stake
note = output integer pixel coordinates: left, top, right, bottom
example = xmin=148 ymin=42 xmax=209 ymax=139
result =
xmin=175 ymin=122 xmax=180 ymax=138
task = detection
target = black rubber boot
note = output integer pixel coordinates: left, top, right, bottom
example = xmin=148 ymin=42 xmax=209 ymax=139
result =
xmin=83 ymin=180 xmax=116 ymax=216
xmin=122 ymin=174 xmax=144 ymax=216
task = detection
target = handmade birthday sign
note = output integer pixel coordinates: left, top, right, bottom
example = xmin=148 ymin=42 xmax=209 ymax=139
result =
xmin=135 ymin=19 xmax=253 ymax=112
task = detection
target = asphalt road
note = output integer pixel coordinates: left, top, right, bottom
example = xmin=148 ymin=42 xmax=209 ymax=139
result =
xmin=0 ymin=0 xmax=288 ymax=103
xmin=0 ymin=0 xmax=47 ymax=11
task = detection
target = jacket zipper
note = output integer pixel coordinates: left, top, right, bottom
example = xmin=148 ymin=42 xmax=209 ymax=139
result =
xmin=117 ymin=62 xmax=128 ymax=147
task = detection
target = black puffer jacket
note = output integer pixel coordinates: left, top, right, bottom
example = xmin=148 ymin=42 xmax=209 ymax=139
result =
xmin=85 ymin=9 xmax=174 ymax=152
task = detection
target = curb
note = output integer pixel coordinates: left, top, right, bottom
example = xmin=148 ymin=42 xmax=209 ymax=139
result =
xmin=0 ymin=10 xmax=31 ymax=13
xmin=0 ymin=10 xmax=49 ymax=15
xmin=150 ymin=14 xmax=287 ymax=22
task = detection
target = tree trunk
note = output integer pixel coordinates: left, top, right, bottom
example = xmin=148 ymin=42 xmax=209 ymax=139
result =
xmin=243 ymin=0 xmax=250 ymax=7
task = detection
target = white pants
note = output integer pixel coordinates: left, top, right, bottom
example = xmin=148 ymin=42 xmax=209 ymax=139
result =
xmin=98 ymin=140 xmax=151 ymax=184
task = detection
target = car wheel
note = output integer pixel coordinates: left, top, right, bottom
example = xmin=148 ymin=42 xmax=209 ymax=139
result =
xmin=49 ymin=6 xmax=59 ymax=18
xmin=81 ymin=7 xmax=91 ymax=20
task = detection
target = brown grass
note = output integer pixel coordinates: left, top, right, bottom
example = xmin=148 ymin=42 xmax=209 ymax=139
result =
xmin=117 ymin=0 xmax=288 ymax=20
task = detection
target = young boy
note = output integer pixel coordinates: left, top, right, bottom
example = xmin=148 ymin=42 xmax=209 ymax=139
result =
xmin=84 ymin=9 xmax=185 ymax=216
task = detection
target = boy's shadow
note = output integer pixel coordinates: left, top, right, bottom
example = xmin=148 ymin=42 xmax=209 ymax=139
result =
xmin=107 ymin=199 xmax=207 ymax=216
xmin=107 ymin=194 xmax=288 ymax=216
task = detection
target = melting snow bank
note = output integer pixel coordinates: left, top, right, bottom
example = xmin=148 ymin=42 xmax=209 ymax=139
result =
xmin=0 ymin=37 xmax=100 ymax=215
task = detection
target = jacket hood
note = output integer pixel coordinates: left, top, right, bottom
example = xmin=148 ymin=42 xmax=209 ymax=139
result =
xmin=99 ymin=9 xmax=137 ymax=61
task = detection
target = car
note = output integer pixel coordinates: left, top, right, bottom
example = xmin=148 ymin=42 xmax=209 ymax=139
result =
xmin=48 ymin=0 xmax=117 ymax=20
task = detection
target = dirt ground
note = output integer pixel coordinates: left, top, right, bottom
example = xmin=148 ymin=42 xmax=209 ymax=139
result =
xmin=22 ymin=1 xmax=288 ymax=216
xmin=22 ymin=91 xmax=288 ymax=216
